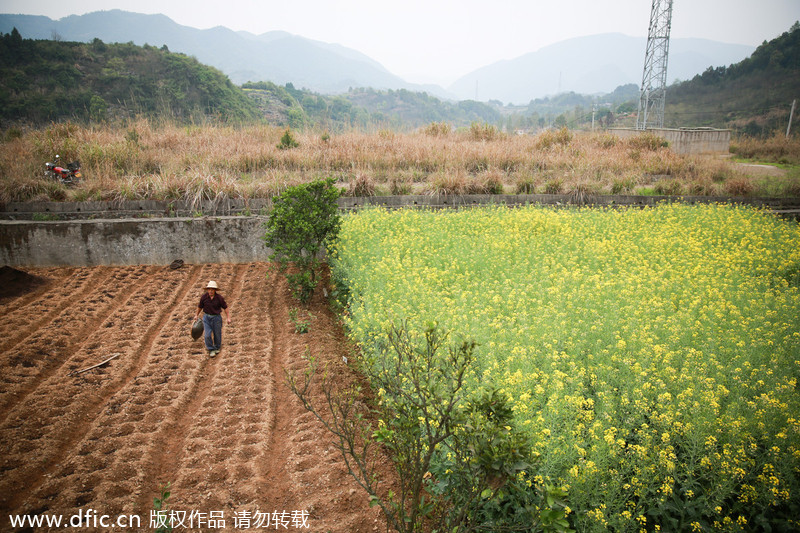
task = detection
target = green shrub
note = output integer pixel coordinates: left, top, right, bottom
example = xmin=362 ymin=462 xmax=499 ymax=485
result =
xmin=543 ymin=178 xmax=564 ymax=194
xmin=389 ymin=176 xmax=413 ymax=195
xmin=469 ymin=122 xmax=500 ymax=142
xmin=263 ymin=177 xmax=340 ymax=303
xmin=277 ymin=128 xmax=299 ymax=150
xmin=423 ymin=121 xmax=451 ymax=137
xmin=611 ymin=177 xmax=636 ymax=194
xmin=430 ymin=386 xmax=572 ymax=532
xmin=536 ymin=127 xmax=572 ymax=150
xmin=784 ymin=177 xmax=800 ymax=197
xmin=711 ymin=168 xmax=730 ymax=183
xmin=3 ymin=126 xmax=23 ymax=141
xmin=654 ymin=179 xmax=684 ymax=196
xmin=125 ymin=128 xmax=140 ymax=144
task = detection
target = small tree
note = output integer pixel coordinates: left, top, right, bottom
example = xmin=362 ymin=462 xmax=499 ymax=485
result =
xmin=287 ymin=322 xmax=573 ymax=533
xmin=277 ymin=128 xmax=300 ymax=150
xmin=263 ymin=177 xmax=341 ymax=303
xmin=288 ymin=323 xmax=476 ymax=533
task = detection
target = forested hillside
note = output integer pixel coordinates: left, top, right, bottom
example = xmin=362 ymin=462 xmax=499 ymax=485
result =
xmin=0 ymin=29 xmax=501 ymax=131
xmin=0 ymin=29 xmax=260 ymax=124
xmin=242 ymin=82 xmax=501 ymax=131
xmin=665 ymin=22 xmax=800 ymax=134
xmin=499 ymin=23 xmax=799 ymax=134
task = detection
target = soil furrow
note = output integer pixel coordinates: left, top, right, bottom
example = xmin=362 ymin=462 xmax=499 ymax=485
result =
xmin=0 ymin=265 xmax=156 ymax=422
xmin=13 ymin=263 xmax=214 ymax=518
xmin=0 ymin=263 xmax=387 ymax=533
xmin=152 ymin=264 xmax=276 ymax=512
xmin=0 ymin=266 xmax=120 ymax=354
xmin=0 ymin=264 xmax=202 ymax=515
xmin=0 ymin=266 xmax=102 ymax=361
xmin=259 ymin=272 xmax=300 ymax=509
xmin=256 ymin=270 xmax=384 ymax=531
xmin=139 ymin=263 xmax=251 ymax=509
xmin=0 ymin=266 xmax=69 ymax=327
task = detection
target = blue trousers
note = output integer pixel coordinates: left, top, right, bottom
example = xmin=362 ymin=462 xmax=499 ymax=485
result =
xmin=202 ymin=314 xmax=223 ymax=351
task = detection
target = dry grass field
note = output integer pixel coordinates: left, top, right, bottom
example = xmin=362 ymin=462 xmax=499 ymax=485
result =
xmin=1 ymin=121 xmax=798 ymax=206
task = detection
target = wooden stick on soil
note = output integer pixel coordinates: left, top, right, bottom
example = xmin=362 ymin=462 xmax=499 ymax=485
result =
xmin=69 ymin=353 xmax=120 ymax=375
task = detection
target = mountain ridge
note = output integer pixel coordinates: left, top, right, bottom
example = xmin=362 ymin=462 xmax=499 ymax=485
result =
xmin=0 ymin=10 xmax=449 ymax=98
xmin=449 ymin=33 xmax=755 ymax=104
xmin=0 ymin=10 xmax=758 ymax=104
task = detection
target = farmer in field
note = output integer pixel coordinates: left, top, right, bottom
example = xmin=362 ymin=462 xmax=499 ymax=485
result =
xmin=194 ymin=280 xmax=231 ymax=357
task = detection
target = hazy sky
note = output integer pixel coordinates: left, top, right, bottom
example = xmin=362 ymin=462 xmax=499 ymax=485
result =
xmin=3 ymin=0 xmax=799 ymax=85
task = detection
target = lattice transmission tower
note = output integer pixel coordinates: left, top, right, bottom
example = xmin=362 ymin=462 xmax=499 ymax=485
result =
xmin=637 ymin=0 xmax=674 ymax=129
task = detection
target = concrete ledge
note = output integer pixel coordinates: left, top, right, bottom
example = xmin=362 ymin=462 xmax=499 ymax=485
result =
xmin=0 ymin=198 xmax=272 ymax=220
xmin=2 ymin=216 xmax=272 ymax=267
xmin=336 ymin=193 xmax=799 ymax=210
xmin=3 ymin=194 xmax=797 ymax=220
xmin=2 ymin=195 xmax=798 ymax=267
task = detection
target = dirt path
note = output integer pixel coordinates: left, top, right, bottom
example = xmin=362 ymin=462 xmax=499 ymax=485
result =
xmin=0 ymin=263 xmax=385 ymax=532
xmin=734 ymin=162 xmax=787 ymax=177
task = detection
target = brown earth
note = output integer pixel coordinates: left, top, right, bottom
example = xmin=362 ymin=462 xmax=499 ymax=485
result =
xmin=0 ymin=263 xmax=387 ymax=532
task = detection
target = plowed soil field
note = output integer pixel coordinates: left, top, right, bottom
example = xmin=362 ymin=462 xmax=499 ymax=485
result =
xmin=0 ymin=263 xmax=386 ymax=532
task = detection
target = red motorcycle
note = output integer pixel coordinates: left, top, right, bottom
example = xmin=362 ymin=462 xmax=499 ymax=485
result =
xmin=45 ymin=155 xmax=82 ymax=185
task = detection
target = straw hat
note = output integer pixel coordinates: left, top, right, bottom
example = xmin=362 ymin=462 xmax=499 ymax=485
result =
xmin=205 ymin=280 xmax=220 ymax=290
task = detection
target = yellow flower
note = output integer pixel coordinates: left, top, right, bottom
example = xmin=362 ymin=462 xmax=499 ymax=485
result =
xmin=336 ymin=204 xmax=800 ymax=530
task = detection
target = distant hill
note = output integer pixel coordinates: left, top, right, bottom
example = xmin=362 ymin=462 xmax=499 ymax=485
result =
xmin=0 ymin=10 xmax=453 ymax=99
xmin=0 ymin=11 xmax=762 ymax=104
xmin=0 ymin=30 xmax=260 ymax=123
xmin=242 ymin=82 xmax=501 ymax=132
xmin=664 ymin=22 xmax=800 ymax=134
xmin=0 ymin=29 xmax=498 ymax=130
xmin=448 ymin=33 xmax=755 ymax=105
xmin=342 ymin=88 xmax=501 ymax=129
xmin=2 ymin=12 xmax=794 ymax=134
xmin=493 ymin=23 xmax=800 ymax=135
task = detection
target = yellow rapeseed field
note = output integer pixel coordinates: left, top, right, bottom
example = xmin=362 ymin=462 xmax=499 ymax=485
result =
xmin=332 ymin=203 xmax=800 ymax=532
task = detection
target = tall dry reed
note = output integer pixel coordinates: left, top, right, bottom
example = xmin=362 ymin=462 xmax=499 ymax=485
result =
xmin=1 ymin=121 xmax=797 ymax=202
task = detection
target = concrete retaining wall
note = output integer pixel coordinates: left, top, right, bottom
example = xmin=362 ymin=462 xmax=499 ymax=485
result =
xmin=4 ymin=193 xmax=796 ymax=220
xmin=0 ymin=198 xmax=273 ymax=220
xmin=609 ymin=128 xmax=731 ymax=155
xmin=1 ymin=216 xmax=271 ymax=267
xmin=2 ymin=195 xmax=798 ymax=267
